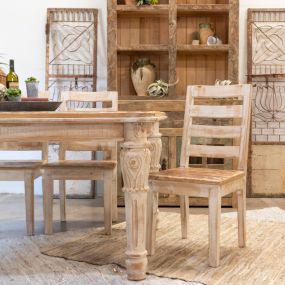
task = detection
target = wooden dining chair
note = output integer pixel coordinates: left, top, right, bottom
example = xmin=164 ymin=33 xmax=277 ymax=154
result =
xmin=147 ymin=84 xmax=252 ymax=267
xmin=42 ymin=91 xmax=118 ymax=235
xmin=0 ymin=142 xmax=48 ymax=235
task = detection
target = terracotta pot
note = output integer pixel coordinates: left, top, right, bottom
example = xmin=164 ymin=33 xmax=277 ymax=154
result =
xmin=131 ymin=58 xmax=156 ymax=97
xmin=199 ymin=23 xmax=214 ymax=45
xmin=125 ymin=0 xmax=137 ymax=5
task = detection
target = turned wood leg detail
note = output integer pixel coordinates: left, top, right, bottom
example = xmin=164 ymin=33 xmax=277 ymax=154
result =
xmin=121 ymin=123 xmax=151 ymax=281
xmin=146 ymin=190 xmax=158 ymax=256
xmin=148 ymin=122 xmax=162 ymax=231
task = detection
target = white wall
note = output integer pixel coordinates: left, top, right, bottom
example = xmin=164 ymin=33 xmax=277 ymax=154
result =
xmin=0 ymin=0 xmax=107 ymax=194
xmin=0 ymin=0 xmax=284 ymax=193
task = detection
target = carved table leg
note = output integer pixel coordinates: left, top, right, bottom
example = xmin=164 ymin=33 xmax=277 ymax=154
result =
xmin=148 ymin=122 xmax=162 ymax=173
xmin=121 ymin=123 xmax=151 ymax=281
xmin=146 ymin=122 xmax=162 ymax=255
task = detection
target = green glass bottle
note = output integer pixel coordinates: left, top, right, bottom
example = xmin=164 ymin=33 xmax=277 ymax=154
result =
xmin=6 ymin=59 xmax=19 ymax=89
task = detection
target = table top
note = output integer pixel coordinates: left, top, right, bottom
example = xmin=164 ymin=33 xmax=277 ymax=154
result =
xmin=0 ymin=111 xmax=167 ymax=124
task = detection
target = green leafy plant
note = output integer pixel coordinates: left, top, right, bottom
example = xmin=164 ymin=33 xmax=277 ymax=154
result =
xmin=137 ymin=0 xmax=158 ymax=6
xmin=25 ymin=76 xmax=39 ymax=83
xmin=6 ymin=88 xmax=21 ymax=97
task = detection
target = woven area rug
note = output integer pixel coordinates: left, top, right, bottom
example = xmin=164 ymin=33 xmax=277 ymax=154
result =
xmin=42 ymin=212 xmax=285 ymax=285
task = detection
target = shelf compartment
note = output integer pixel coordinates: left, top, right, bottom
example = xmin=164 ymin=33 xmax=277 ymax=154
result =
xmin=177 ymin=4 xmax=230 ymax=14
xmin=177 ymin=13 xmax=229 ymax=46
xmin=177 ymin=44 xmax=230 ymax=53
xmin=117 ymin=53 xmax=169 ymax=97
xmin=117 ymin=4 xmax=169 ymax=15
xmin=118 ymin=44 xmax=169 ymax=52
xmin=118 ymin=14 xmax=169 ymax=47
xmin=176 ymin=53 xmax=229 ymax=96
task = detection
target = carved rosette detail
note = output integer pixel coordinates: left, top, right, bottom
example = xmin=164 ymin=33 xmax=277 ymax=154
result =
xmin=121 ymin=146 xmax=151 ymax=193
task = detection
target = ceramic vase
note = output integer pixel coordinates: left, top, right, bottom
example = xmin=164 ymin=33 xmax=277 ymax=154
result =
xmin=199 ymin=23 xmax=214 ymax=45
xmin=131 ymin=58 xmax=156 ymax=97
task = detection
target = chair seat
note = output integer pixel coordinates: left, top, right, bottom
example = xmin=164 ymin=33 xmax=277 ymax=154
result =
xmin=149 ymin=167 xmax=244 ymax=185
xmin=42 ymin=160 xmax=117 ymax=169
xmin=0 ymin=160 xmax=43 ymax=170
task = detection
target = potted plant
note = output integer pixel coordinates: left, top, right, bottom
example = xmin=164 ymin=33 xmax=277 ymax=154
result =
xmin=6 ymin=88 xmax=21 ymax=102
xmin=25 ymin=76 xmax=39 ymax=98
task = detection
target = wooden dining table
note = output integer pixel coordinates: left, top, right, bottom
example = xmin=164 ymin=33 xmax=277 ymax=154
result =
xmin=0 ymin=111 xmax=166 ymax=281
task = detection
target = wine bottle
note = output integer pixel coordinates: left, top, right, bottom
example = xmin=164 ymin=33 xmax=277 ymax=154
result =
xmin=6 ymin=59 xmax=19 ymax=89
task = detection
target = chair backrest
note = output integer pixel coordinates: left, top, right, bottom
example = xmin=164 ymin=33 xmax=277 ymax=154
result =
xmin=180 ymin=85 xmax=252 ymax=172
xmin=58 ymin=91 xmax=119 ymax=159
xmin=60 ymin=91 xmax=118 ymax=112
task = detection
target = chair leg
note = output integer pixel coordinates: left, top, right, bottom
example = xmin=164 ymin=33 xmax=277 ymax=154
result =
xmin=208 ymin=189 xmax=221 ymax=267
xmin=146 ymin=190 xmax=158 ymax=256
xmin=156 ymin=208 xmax=160 ymax=230
xmin=24 ymin=173 xmax=34 ymax=236
xmin=231 ymin=192 xmax=238 ymax=208
xmin=43 ymin=174 xmax=54 ymax=235
xmin=112 ymin=167 xmax=118 ymax=222
xmin=237 ymin=183 xmax=246 ymax=248
xmin=103 ymin=171 xmax=112 ymax=235
xmin=180 ymin=195 xmax=189 ymax=239
xmin=59 ymin=180 xmax=66 ymax=222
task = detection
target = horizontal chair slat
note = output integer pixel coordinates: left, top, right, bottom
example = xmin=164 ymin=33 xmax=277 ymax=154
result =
xmin=191 ymin=125 xmax=241 ymax=138
xmin=193 ymin=85 xmax=245 ymax=98
xmin=190 ymin=105 xmax=243 ymax=118
xmin=189 ymin=144 xmax=240 ymax=159
xmin=63 ymin=91 xmax=117 ymax=102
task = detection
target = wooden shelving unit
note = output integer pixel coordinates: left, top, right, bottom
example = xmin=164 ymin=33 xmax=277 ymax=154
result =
xmin=108 ymin=0 xmax=239 ymax=206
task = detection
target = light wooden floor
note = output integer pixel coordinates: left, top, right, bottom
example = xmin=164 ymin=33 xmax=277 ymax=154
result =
xmin=0 ymin=194 xmax=284 ymax=285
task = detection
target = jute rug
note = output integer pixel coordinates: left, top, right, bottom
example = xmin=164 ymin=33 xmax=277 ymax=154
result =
xmin=42 ymin=212 xmax=285 ymax=285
